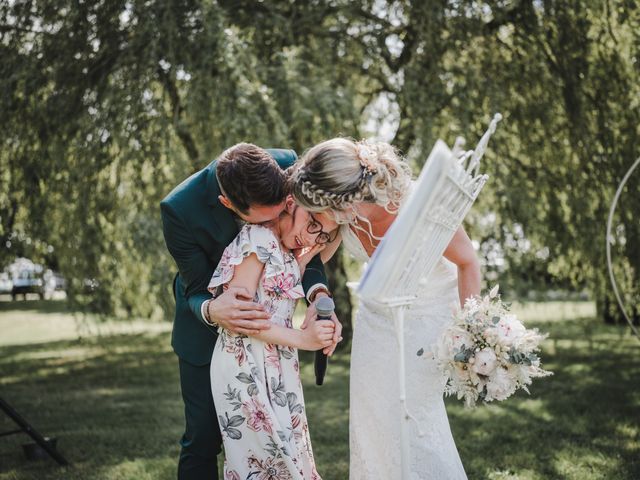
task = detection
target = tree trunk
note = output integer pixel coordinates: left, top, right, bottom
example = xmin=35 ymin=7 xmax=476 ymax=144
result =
xmin=597 ymin=292 xmax=630 ymax=325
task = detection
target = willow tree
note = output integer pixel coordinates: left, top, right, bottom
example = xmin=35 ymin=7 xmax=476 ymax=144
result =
xmin=331 ymin=0 xmax=640 ymax=321
xmin=0 ymin=1 xmax=364 ymax=331
xmin=3 ymin=0 xmax=638 ymax=330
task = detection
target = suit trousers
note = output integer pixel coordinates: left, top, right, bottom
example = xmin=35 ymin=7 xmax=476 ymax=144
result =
xmin=177 ymin=358 xmax=223 ymax=480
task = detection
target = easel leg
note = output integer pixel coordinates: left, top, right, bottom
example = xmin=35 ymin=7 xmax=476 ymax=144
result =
xmin=0 ymin=397 xmax=69 ymax=466
xmin=392 ymin=306 xmax=411 ymax=479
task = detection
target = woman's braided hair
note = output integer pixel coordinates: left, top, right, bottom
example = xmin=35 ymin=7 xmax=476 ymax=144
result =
xmin=289 ymin=138 xmax=413 ymax=220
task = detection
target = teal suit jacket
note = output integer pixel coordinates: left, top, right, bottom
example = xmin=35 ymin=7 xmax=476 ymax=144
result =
xmin=160 ymin=149 xmax=327 ymax=366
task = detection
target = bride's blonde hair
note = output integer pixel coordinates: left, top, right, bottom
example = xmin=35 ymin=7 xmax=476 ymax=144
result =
xmin=289 ymin=138 xmax=412 ymax=220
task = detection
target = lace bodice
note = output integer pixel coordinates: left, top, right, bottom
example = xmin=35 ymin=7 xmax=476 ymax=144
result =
xmin=340 ymin=214 xmax=458 ymax=302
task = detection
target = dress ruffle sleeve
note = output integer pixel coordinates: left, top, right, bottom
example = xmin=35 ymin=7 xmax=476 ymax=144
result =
xmin=208 ymin=224 xmax=304 ymax=300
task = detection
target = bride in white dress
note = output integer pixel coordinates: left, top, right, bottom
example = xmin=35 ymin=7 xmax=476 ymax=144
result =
xmin=289 ymin=138 xmax=481 ymax=479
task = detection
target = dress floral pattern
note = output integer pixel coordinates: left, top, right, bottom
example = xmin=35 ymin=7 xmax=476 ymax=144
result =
xmin=208 ymin=224 xmax=321 ymax=480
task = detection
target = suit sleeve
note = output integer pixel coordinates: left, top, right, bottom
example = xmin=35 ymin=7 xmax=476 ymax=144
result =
xmin=301 ymin=253 xmax=328 ymax=297
xmin=160 ymin=200 xmax=213 ymax=323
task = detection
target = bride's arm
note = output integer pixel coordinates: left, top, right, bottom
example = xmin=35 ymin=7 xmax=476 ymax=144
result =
xmin=226 ymin=253 xmax=335 ymax=350
xmin=443 ymin=226 xmax=481 ymax=306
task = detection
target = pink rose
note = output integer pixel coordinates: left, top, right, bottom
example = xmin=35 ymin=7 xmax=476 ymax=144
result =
xmin=224 ymin=470 xmax=241 ymax=480
xmin=242 ymin=398 xmax=273 ymax=435
xmin=247 ymin=455 xmax=293 ymax=480
xmin=224 ymin=334 xmax=247 ymax=366
xmin=264 ymin=273 xmax=305 ymax=299
xmin=495 ymin=315 xmax=526 ymax=345
xmin=264 ymin=343 xmax=281 ymax=369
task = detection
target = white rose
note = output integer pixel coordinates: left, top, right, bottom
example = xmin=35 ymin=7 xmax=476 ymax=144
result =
xmin=495 ymin=315 xmax=527 ymax=345
xmin=471 ymin=348 xmax=498 ymax=376
xmin=486 ymin=367 xmax=516 ymax=401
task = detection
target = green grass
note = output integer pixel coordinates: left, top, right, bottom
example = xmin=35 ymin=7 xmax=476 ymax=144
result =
xmin=0 ymin=300 xmax=638 ymax=479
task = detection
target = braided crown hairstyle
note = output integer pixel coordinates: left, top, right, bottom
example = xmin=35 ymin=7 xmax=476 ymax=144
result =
xmin=289 ymin=138 xmax=413 ymax=223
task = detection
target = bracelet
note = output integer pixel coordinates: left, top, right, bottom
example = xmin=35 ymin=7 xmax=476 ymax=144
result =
xmin=205 ymin=300 xmax=219 ymax=328
xmin=309 ymin=286 xmax=332 ymax=303
xmin=203 ymin=299 xmax=211 ymax=322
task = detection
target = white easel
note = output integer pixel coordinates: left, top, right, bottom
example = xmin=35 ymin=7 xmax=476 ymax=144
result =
xmin=357 ymin=114 xmax=502 ymax=479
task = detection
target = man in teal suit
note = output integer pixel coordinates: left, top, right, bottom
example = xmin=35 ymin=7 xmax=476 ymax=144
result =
xmin=161 ymin=143 xmax=339 ymax=479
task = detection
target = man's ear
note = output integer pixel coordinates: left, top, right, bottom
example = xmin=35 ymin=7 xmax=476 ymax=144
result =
xmin=285 ymin=194 xmax=296 ymax=212
xmin=218 ymin=195 xmax=233 ymax=210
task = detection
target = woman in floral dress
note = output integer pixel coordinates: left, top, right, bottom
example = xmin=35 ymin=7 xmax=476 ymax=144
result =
xmin=208 ymin=196 xmax=336 ymax=480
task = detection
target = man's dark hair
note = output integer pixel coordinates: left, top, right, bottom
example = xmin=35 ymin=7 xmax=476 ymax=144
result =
xmin=216 ymin=143 xmax=288 ymax=214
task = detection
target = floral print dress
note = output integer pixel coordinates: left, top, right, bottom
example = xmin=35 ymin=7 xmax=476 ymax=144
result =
xmin=208 ymin=224 xmax=322 ymax=480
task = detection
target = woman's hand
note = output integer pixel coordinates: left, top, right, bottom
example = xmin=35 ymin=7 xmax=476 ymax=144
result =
xmin=300 ymin=318 xmax=335 ymax=351
xmin=301 ymin=296 xmax=343 ymax=356
xmin=293 ymin=244 xmax=326 ymax=274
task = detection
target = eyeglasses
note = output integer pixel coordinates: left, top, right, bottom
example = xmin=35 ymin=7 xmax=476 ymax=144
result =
xmin=307 ymin=213 xmax=338 ymax=245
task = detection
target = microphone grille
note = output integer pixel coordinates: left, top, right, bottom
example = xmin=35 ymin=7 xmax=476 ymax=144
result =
xmin=316 ymin=296 xmax=335 ymax=316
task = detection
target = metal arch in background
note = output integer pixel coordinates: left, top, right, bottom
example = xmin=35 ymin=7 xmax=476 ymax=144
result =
xmin=606 ymin=155 xmax=640 ymax=341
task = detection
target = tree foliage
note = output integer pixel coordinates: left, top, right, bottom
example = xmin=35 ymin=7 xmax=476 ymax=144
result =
xmin=1 ymin=0 xmax=362 ymax=322
xmin=1 ymin=1 xmax=638 ymax=327
xmin=332 ymin=0 xmax=640 ymax=321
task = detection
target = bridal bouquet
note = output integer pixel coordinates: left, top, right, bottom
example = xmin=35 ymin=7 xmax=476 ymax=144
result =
xmin=435 ymin=285 xmax=552 ymax=408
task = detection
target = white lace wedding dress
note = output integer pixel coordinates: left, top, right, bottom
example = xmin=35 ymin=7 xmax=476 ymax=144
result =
xmin=344 ymin=225 xmax=468 ymax=480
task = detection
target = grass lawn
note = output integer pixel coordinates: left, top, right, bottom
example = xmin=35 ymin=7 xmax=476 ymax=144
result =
xmin=0 ymin=299 xmax=638 ymax=479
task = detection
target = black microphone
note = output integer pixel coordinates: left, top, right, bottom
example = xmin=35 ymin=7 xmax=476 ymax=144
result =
xmin=314 ymin=296 xmax=334 ymax=386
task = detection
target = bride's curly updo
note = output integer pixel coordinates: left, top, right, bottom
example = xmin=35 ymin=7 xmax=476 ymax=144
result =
xmin=289 ymin=138 xmax=413 ymax=220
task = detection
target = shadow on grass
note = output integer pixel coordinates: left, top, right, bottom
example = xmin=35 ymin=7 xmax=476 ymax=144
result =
xmin=1 ymin=315 xmax=638 ymax=480
xmin=298 ymin=350 xmax=351 ymax=479
xmin=0 ymin=334 xmax=352 ymax=480
xmin=0 ymin=333 xmax=182 ymax=480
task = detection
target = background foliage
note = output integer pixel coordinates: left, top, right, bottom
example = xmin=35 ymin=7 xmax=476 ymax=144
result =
xmin=1 ymin=1 xmax=638 ymax=334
